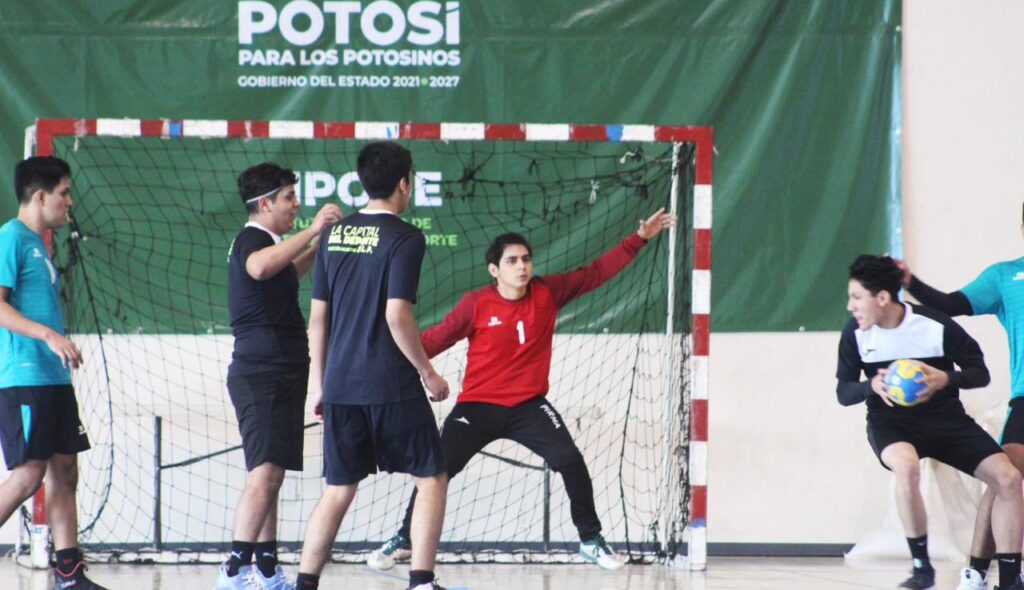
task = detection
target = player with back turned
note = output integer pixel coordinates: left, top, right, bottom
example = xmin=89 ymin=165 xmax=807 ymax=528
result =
xmin=295 ymin=142 xmax=450 ymax=590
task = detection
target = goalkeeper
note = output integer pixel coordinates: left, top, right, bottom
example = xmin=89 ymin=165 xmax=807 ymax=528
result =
xmin=367 ymin=208 xmax=675 ymax=572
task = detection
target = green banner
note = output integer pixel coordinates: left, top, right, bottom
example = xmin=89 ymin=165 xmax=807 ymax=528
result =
xmin=0 ymin=0 xmax=901 ymax=331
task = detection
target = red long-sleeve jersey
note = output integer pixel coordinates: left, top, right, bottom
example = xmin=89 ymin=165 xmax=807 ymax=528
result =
xmin=422 ymin=233 xmax=647 ymax=407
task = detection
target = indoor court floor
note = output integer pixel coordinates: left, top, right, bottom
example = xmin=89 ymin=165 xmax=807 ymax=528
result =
xmin=0 ymin=557 xmax=971 ymax=589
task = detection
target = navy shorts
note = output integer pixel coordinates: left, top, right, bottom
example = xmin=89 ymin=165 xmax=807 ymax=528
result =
xmin=1001 ymin=397 xmax=1024 ymax=446
xmin=867 ymin=402 xmax=1003 ymax=475
xmin=321 ymin=396 xmax=444 ymax=485
xmin=227 ymin=365 xmax=308 ymax=472
xmin=0 ymin=385 xmax=91 ymax=470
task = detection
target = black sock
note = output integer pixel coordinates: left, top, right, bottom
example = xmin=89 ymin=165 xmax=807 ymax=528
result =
xmin=409 ymin=569 xmax=435 ymax=587
xmin=996 ymin=553 xmax=1021 ymax=588
xmin=296 ymin=573 xmax=319 ymax=589
xmin=255 ymin=541 xmax=278 ymax=578
xmin=54 ymin=547 xmax=82 ymax=576
xmin=226 ymin=540 xmax=256 ymax=576
xmin=907 ymin=535 xmax=932 ymax=571
xmin=969 ymin=555 xmax=991 ymax=579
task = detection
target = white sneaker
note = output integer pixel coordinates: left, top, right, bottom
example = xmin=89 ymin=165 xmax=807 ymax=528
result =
xmin=957 ymin=567 xmax=988 ymax=590
xmin=366 ymin=534 xmax=412 ymax=571
xmin=251 ymin=565 xmax=295 ymax=590
xmin=214 ymin=565 xmax=260 ymax=590
xmin=579 ymin=535 xmax=625 ymax=571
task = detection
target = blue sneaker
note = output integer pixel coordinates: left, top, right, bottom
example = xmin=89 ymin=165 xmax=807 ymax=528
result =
xmin=251 ymin=565 xmax=295 ymax=590
xmin=214 ymin=564 xmax=260 ymax=590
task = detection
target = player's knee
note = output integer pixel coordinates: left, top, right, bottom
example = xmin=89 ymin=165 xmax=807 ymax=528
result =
xmin=549 ymin=450 xmax=586 ymax=474
xmin=15 ymin=479 xmax=43 ymax=503
xmin=891 ymin=461 xmax=920 ymax=487
xmin=47 ymin=459 xmax=78 ymax=489
xmin=248 ymin=464 xmax=286 ymax=489
xmin=993 ymin=465 xmax=1023 ymax=496
xmin=322 ymin=483 xmax=357 ymax=505
xmin=9 ymin=469 xmax=44 ymax=502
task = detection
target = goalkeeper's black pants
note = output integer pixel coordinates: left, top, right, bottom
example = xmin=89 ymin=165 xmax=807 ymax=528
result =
xmin=396 ymin=395 xmax=603 ymax=542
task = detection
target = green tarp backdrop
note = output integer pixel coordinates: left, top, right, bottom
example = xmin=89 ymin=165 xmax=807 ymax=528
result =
xmin=0 ymin=0 xmax=901 ymax=331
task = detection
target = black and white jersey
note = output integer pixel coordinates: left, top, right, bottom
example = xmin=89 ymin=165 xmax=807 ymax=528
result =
xmin=835 ymin=303 xmax=989 ymax=415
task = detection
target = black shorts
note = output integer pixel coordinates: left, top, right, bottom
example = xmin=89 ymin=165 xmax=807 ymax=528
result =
xmin=227 ymin=365 xmax=308 ymax=472
xmin=867 ymin=403 xmax=1003 ymax=475
xmin=321 ymin=396 xmax=444 ymax=485
xmin=1001 ymin=397 xmax=1024 ymax=446
xmin=0 ymin=385 xmax=91 ymax=470
xmin=439 ymin=396 xmax=584 ymax=476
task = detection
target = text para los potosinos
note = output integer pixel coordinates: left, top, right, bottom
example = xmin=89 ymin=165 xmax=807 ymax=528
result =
xmin=239 ymin=47 xmax=460 ymax=67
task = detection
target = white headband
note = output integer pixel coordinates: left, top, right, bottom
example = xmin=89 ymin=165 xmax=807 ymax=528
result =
xmin=244 ymin=184 xmax=287 ymax=204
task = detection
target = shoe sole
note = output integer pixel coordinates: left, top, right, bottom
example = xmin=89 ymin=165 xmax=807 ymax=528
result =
xmin=366 ymin=550 xmax=411 ymax=571
xmin=366 ymin=559 xmax=394 ymax=572
xmin=579 ymin=553 xmax=625 ymax=571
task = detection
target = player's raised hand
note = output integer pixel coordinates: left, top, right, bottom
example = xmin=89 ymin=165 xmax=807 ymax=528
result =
xmin=637 ymin=208 xmax=677 ymax=240
xmin=423 ymin=369 xmax=450 ymax=402
xmin=44 ymin=331 xmax=82 ymax=369
xmin=310 ymin=204 xmax=344 ymax=234
xmin=871 ymin=368 xmax=894 ymax=406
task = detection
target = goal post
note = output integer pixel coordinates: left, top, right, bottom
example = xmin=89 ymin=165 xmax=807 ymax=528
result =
xmin=23 ymin=118 xmax=712 ymax=570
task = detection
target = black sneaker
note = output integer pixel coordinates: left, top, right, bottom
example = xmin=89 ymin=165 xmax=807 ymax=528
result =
xmin=53 ymin=562 xmax=110 ymax=590
xmin=898 ymin=567 xmax=936 ymax=590
xmin=995 ymin=574 xmax=1024 ymax=590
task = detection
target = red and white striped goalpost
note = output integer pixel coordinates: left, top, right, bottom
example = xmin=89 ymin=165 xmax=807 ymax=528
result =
xmin=26 ymin=118 xmax=712 ymax=570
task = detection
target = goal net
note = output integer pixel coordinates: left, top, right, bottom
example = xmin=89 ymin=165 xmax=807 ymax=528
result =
xmin=24 ymin=119 xmax=710 ymax=568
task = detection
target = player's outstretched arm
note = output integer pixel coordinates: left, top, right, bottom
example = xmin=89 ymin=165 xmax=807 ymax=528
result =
xmin=246 ymin=204 xmax=342 ymax=280
xmin=546 ymin=208 xmax=678 ymax=307
xmin=307 ymin=298 xmax=329 ymax=421
xmin=386 ymin=298 xmax=450 ymax=402
xmin=0 ymin=286 xmax=81 ymax=369
xmin=895 ymin=258 xmax=973 ymax=316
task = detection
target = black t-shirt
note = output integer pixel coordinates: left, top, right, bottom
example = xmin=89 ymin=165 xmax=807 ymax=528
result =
xmin=227 ymin=225 xmax=309 ymax=371
xmin=311 ymin=211 xmax=426 ymax=405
